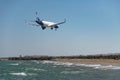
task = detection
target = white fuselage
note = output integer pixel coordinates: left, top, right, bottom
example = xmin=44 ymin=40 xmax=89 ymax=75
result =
xmin=42 ymin=21 xmax=56 ymax=27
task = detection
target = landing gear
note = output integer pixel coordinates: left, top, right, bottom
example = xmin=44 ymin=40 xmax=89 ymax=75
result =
xmin=51 ymin=27 xmax=53 ymax=30
xmin=54 ymin=26 xmax=59 ymax=31
xmin=50 ymin=26 xmax=59 ymax=30
xmin=42 ymin=27 xmax=46 ymax=30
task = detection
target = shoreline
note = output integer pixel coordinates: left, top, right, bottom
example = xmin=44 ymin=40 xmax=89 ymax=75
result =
xmin=54 ymin=58 xmax=120 ymax=66
xmin=1 ymin=54 xmax=120 ymax=66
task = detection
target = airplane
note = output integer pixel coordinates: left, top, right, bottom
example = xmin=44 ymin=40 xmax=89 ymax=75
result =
xmin=29 ymin=12 xmax=66 ymax=30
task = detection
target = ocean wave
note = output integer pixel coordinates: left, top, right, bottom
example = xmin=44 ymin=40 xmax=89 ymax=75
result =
xmin=94 ymin=65 xmax=120 ymax=70
xmin=27 ymin=73 xmax=37 ymax=76
xmin=42 ymin=61 xmax=73 ymax=67
xmin=61 ymin=71 xmax=81 ymax=74
xmin=26 ymin=68 xmax=46 ymax=71
xmin=9 ymin=72 xmax=27 ymax=76
xmin=9 ymin=63 xmax=19 ymax=66
xmin=31 ymin=60 xmax=40 ymax=64
xmin=42 ymin=61 xmax=56 ymax=64
xmin=42 ymin=60 xmax=120 ymax=70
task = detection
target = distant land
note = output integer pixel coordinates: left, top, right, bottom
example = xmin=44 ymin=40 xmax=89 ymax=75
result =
xmin=0 ymin=53 xmax=120 ymax=60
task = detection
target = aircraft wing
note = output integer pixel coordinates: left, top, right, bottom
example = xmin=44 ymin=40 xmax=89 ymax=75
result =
xmin=54 ymin=19 xmax=66 ymax=25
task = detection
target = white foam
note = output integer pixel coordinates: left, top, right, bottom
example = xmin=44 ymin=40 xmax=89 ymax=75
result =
xmin=61 ymin=71 xmax=81 ymax=74
xmin=27 ymin=73 xmax=37 ymax=76
xmin=33 ymin=68 xmax=46 ymax=71
xmin=42 ymin=60 xmax=55 ymax=64
xmin=42 ymin=60 xmax=120 ymax=70
xmin=26 ymin=68 xmax=46 ymax=71
xmin=76 ymin=63 xmax=120 ymax=70
xmin=10 ymin=72 xmax=27 ymax=76
xmin=42 ymin=61 xmax=73 ymax=67
xmin=32 ymin=60 xmax=40 ymax=64
xmin=94 ymin=65 xmax=120 ymax=70
xmin=10 ymin=63 xmax=19 ymax=66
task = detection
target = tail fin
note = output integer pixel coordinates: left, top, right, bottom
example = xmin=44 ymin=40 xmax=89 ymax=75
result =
xmin=36 ymin=17 xmax=40 ymax=22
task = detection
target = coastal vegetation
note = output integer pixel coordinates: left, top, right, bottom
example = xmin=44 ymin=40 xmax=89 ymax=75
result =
xmin=0 ymin=53 xmax=120 ymax=60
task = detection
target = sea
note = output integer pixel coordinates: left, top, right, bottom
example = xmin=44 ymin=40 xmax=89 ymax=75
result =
xmin=0 ymin=60 xmax=120 ymax=80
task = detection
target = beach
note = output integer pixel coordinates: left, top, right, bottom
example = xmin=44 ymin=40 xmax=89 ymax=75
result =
xmin=54 ymin=58 xmax=120 ymax=66
xmin=3 ymin=54 xmax=120 ymax=66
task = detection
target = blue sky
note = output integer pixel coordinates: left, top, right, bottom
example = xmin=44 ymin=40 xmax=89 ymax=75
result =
xmin=0 ymin=0 xmax=120 ymax=57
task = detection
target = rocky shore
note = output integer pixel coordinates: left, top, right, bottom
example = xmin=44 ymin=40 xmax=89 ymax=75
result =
xmin=1 ymin=54 xmax=120 ymax=66
xmin=0 ymin=54 xmax=120 ymax=60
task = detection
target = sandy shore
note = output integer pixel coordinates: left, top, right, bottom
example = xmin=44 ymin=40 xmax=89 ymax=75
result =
xmin=54 ymin=59 xmax=120 ymax=66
